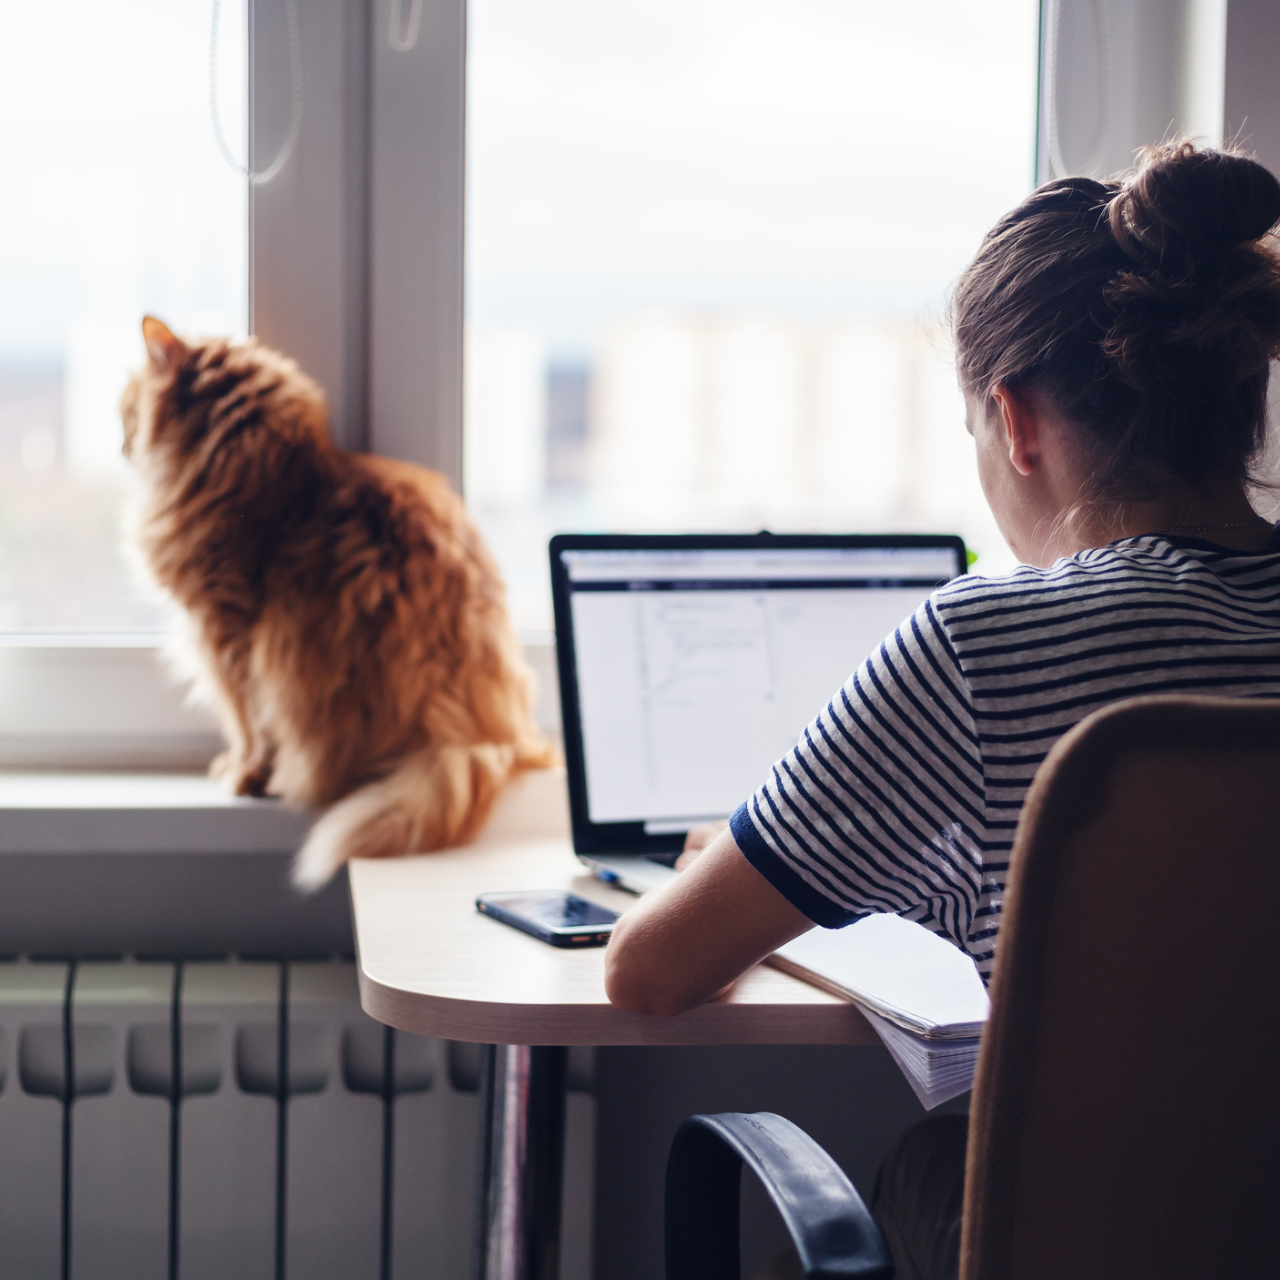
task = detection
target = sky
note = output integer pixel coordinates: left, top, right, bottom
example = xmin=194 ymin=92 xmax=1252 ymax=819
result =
xmin=466 ymin=0 xmax=1040 ymax=359
xmin=0 ymin=0 xmax=247 ymax=362
xmin=0 ymin=0 xmax=1040 ymax=362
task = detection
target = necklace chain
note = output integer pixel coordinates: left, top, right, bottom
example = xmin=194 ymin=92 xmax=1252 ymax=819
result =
xmin=1155 ymin=519 xmax=1267 ymax=533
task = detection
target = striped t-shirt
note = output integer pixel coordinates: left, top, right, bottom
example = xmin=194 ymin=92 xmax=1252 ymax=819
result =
xmin=729 ymin=531 xmax=1280 ymax=981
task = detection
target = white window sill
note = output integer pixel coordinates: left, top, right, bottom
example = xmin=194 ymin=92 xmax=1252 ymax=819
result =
xmin=0 ymin=773 xmax=313 ymax=856
xmin=0 ymin=767 xmax=569 ymax=958
xmin=0 ymin=774 xmax=332 ymax=958
xmin=0 ymin=763 xmax=569 ymax=857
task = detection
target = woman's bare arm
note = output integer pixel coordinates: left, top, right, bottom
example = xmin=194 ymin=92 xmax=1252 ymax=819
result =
xmin=603 ymin=826 xmax=813 ymax=1016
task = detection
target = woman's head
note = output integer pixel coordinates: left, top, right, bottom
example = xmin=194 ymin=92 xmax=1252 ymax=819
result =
xmin=954 ymin=142 xmax=1280 ymax=517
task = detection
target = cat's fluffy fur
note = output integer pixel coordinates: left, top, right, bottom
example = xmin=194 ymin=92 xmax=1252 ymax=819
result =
xmin=121 ymin=317 xmax=556 ymax=888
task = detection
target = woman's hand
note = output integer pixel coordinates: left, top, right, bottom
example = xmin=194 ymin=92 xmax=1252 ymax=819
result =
xmin=675 ymin=818 xmax=729 ymax=869
xmin=604 ymin=825 xmax=812 ymax=1016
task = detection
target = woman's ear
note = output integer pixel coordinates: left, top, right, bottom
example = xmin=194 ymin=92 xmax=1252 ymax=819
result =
xmin=990 ymin=383 xmax=1041 ymax=477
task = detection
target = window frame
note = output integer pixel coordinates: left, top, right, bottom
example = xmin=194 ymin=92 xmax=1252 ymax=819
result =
xmin=5 ymin=0 xmax=1276 ymax=767
xmin=248 ymin=0 xmax=465 ymax=472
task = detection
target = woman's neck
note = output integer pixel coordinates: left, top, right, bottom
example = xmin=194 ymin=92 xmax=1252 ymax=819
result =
xmin=1073 ymin=484 xmax=1274 ymax=554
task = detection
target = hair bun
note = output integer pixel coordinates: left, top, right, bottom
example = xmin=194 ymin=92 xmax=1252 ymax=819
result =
xmin=1108 ymin=141 xmax=1280 ymax=261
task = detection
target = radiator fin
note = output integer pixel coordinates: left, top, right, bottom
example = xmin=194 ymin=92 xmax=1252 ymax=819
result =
xmin=0 ymin=957 xmax=595 ymax=1279
xmin=70 ymin=960 xmax=173 ymax=1280
xmin=0 ymin=961 xmax=67 ymax=1280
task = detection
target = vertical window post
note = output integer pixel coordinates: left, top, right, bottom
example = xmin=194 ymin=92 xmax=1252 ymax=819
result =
xmin=249 ymin=0 xmax=466 ymax=483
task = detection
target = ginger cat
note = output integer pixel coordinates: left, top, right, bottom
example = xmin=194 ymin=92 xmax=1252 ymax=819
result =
xmin=121 ymin=317 xmax=556 ymax=888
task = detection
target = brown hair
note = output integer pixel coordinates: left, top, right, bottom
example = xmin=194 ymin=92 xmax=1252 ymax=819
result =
xmin=953 ymin=141 xmax=1280 ymax=494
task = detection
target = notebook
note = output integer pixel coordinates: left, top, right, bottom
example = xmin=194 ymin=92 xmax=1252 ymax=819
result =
xmin=773 ymin=914 xmax=989 ymax=1108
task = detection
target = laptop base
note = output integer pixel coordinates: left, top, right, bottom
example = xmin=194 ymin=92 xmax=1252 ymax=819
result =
xmin=577 ymin=854 xmax=679 ymax=896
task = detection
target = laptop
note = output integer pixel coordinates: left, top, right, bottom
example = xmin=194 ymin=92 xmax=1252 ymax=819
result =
xmin=548 ymin=532 xmax=967 ymax=894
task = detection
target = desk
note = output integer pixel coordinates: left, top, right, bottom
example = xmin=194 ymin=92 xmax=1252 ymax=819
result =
xmin=350 ymin=772 xmax=875 ymax=1279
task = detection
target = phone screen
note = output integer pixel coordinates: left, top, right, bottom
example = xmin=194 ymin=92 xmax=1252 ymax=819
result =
xmin=488 ymin=892 xmax=618 ymax=928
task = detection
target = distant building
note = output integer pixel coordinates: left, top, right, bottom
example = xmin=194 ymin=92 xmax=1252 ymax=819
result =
xmin=463 ymin=309 xmax=1015 ymax=617
xmin=588 ymin=309 xmax=981 ymax=534
xmin=546 ymin=364 xmax=591 ymax=492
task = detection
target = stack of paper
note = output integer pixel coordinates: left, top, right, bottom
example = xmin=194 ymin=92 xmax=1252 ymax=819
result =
xmin=771 ymin=914 xmax=989 ymax=1109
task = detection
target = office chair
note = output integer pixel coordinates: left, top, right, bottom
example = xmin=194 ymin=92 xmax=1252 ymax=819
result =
xmin=665 ymin=695 xmax=1280 ymax=1280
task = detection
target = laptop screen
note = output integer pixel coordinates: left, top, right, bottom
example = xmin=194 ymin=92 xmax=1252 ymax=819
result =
xmin=550 ymin=536 xmax=965 ymax=850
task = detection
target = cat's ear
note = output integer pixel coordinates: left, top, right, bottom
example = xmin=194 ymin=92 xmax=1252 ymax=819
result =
xmin=141 ymin=316 xmax=185 ymax=372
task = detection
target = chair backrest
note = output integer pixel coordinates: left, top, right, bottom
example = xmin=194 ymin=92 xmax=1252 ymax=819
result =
xmin=961 ymin=695 xmax=1280 ymax=1280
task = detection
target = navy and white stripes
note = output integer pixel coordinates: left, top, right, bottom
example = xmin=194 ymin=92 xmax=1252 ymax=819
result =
xmin=729 ymin=532 xmax=1280 ymax=981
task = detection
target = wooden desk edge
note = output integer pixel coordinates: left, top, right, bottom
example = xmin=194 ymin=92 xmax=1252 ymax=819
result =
xmin=356 ymin=961 xmax=879 ymax=1047
xmin=349 ymin=832 xmax=880 ymax=1047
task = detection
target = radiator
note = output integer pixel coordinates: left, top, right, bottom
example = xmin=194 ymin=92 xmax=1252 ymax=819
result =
xmin=0 ymin=958 xmax=595 ymax=1280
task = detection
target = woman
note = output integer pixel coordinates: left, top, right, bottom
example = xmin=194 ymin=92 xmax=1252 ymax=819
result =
xmin=604 ymin=141 xmax=1280 ymax=1279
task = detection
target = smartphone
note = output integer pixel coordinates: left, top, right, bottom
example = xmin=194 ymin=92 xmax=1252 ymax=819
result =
xmin=476 ymin=890 xmax=619 ymax=947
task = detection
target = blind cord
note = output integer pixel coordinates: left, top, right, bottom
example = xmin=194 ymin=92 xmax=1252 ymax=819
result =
xmin=210 ymin=0 xmax=303 ymax=187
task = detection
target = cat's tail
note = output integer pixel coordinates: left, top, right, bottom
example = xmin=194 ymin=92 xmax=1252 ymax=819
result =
xmin=292 ymin=739 xmax=555 ymax=891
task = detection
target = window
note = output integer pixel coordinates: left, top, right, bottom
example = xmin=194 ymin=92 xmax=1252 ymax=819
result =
xmin=4 ymin=1 xmax=1044 ymax=758
xmin=464 ymin=0 xmax=1040 ymax=630
xmin=0 ymin=0 xmax=466 ymax=766
xmin=0 ymin=1 xmax=248 ymax=632
xmin=1 ymin=1 xmax=1259 ymax=768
